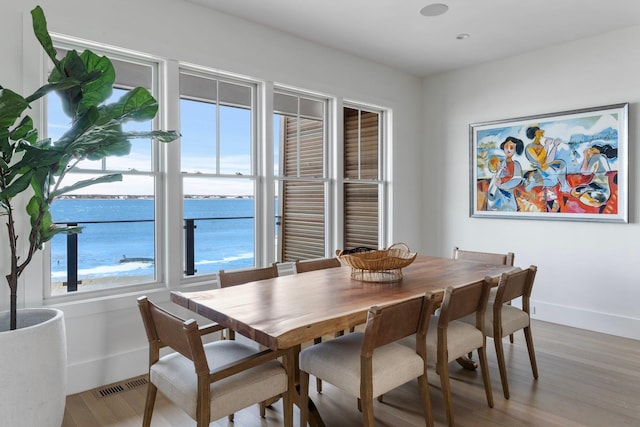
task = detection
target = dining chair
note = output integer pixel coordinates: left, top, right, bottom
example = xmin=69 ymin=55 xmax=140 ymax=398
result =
xmin=464 ymin=266 xmax=539 ymax=399
xmin=295 ymin=257 xmax=343 ymax=393
xmin=452 ymin=246 xmax=515 ymax=267
xmin=453 ymin=246 xmax=516 ymax=344
xmin=217 ymin=264 xmax=280 ymax=418
xmin=136 ymin=296 xmax=294 ymax=427
xmin=218 ymin=264 xmax=279 ymax=341
xmin=421 ymin=278 xmax=494 ymax=427
xmin=294 ymin=257 xmax=342 ymax=273
xmin=299 ymin=293 xmax=437 ymax=427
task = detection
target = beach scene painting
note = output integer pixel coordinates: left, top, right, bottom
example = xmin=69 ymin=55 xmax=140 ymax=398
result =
xmin=470 ymin=103 xmax=628 ymax=222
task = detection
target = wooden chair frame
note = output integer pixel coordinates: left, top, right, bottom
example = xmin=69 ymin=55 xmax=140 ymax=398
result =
xmin=491 ymin=265 xmax=539 ymax=399
xmin=294 ymin=257 xmax=341 ymax=273
xmin=453 ymin=246 xmax=514 ymax=267
xmin=218 ymin=264 xmax=279 ymax=287
xmin=435 ymin=279 xmax=494 ymax=427
xmin=453 ymin=246 xmax=516 ymax=344
xmin=294 ymin=257 xmax=343 ymax=393
xmin=218 ymin=264 xmax=279 ymax=341
xmin=300 ymin=293 xmax=437 ymax=427
xmin=217 ymin=264 xmax=280 ymax=417
xmin=137 ymin=296 xmax=294 ymax=427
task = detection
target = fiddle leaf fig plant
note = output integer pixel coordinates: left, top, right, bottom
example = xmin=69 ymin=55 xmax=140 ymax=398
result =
xmin=0 ymin=6 xmax=179 ymax=330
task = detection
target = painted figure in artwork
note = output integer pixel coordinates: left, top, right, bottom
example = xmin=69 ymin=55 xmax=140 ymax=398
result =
xmin=570 ymin=144 xmax=617 ymax=208
xmin=524 ymin=125 xmax=571 ymax=192
xmin=487 ymin=136 xmax=524 ymax=211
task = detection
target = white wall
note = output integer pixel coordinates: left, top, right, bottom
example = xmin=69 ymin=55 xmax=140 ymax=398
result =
xmin=422 ymin=25 xmax=640 ymax=340
xmin=0 ymin=0 xmax=423 ymax=393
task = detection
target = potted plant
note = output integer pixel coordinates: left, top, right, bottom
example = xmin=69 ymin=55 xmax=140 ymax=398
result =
xmin=0 ymin=6 xmax=178 ymax=426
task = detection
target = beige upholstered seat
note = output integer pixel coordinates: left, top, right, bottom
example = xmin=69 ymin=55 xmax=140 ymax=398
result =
xmin=299 ymin=293 xmax=437 ymax=427
xmin=463 ymin=266 xmax=539 ymax=399
xmin=137 ymin=297 xmax=293 ymax=427
xmin=404 ymin=279 xmax=494 ymax=427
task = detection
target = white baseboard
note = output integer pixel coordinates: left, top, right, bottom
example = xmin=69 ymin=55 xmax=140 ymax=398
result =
xmin=66 ymin=346 xmax=148 ymax=395
xmin=530 ymin=299 xmax=640 ymax=341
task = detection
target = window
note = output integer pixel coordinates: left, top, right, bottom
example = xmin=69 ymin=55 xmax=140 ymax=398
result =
xmin=42 ymin=36 xmax=389 ymax=300
xmin=179 ymin=70 xmax=257 ymax=276
xmin=273 ymin=91 xmax=328 ymax=261
xmin=343 ymin=106 xmax=383 ymax=249
xmin=47 ymin=44 xmax=162 ymax=296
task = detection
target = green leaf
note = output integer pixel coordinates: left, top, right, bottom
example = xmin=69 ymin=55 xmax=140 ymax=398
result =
xmin=12 ymin=144 xmax=66 ymax=172
xmin=9 ymin=115 xmax=35 ymax=140
xmin=126 ymin=130 xmax=181 ymax=143
xmin=99 ymin=87 xmax=158 ymax=124
xmin=31 ymin=6 xmax=59 ymax=68
xmin=0 ymin=88 xmax=29 ymax=129
xmin=77 ymin=50 xmax=115 ymax=110
xmin=25 ymin=77 xmax=83 ymax=104
xmin=51 ymin=50 xmax=87 ymax=117
xmin=0 ymin=171 xmax=33 ymax=200
xmin=54 ymin=106 xmax=100 ymax=150
xmin=50 ymin=174 xmax=123 ymax=198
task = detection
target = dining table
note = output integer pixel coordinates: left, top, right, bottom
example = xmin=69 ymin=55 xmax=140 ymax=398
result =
xmin=170 ymin=254 xmax=514 ymax=426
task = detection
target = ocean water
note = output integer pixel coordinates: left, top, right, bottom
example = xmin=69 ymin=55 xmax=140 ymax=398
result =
xmin=50 ymin=198 xmax=255 ymax=283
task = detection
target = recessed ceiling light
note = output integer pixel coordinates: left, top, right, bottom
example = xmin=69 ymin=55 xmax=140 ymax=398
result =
xmin=456 ymin=33 xmax=470 ymax=40
xmin=420 ymin=3 xmax=449 ymax=17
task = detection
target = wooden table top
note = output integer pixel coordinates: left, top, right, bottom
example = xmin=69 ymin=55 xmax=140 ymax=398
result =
xmin=170 ymin=254 xmax=513 ymax=350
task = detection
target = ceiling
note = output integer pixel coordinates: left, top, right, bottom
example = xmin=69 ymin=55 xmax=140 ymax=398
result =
xmin=186 ymin=0 xmax=640 ymax=77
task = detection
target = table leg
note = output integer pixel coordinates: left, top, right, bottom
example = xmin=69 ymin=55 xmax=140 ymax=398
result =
xmin=286 ymin=345 xmax=326 ymax=427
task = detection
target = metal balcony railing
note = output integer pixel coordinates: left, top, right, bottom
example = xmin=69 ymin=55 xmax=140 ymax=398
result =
xmin=55 ymin=215 xmax=254 ymax=292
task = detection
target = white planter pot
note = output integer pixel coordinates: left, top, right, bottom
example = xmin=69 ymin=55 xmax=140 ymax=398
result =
xmin=0 ymin=308 xmax=67 ymax=427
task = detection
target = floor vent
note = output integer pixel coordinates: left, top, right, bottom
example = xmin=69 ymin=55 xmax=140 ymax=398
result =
xmin=94 ymin=375 xmax=148 ymax=399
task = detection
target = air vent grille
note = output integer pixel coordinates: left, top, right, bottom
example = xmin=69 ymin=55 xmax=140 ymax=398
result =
xmin=94 ymin=375 xmax=148 ymax=399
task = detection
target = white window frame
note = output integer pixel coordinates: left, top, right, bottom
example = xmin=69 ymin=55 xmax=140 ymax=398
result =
xmin=41 ymin=35 xmax=169 ymax=302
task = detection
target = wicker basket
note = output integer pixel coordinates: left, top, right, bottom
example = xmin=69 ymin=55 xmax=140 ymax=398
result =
xmin=337 ymin=243 xmax=417 ymax=282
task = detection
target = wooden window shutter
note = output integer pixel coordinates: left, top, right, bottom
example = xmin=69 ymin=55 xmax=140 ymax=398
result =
xmin=344 ymin=107 xmax=380 ymax=249
xmin=344 ymin=182 xmax=378 ymax=249
xmin=280 ymin=116 xmax=325 ymax=261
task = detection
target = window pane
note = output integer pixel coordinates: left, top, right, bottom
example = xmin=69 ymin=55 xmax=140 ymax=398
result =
xmin=344 ymin=182 xmax=379 ymax=249
xmin=50 ymin=176 xmax=156 ymax=295
xmin=180 ymin=73 xmax=254 ymax=175
xmin=280 ymin=180 xmax=325 ymax=261
xmin=344 ymin=107 xmax=379 ymax=180
xmin=219 ymin=105 xmax=251 ymax=175
xmin=180 ymin=98 xmax=217 ymax=173
xmin=343 ymin=106 xmax=382 ymax=249
xmin=274 ymin=91 xmax=327 ymax=261
xmin=183 ymin=177 xmax=255 ymax=276
xmin=46 ymin=45 xmax=158 ymax=296
xmin=274 ymin=93 xmax=325 ymax=179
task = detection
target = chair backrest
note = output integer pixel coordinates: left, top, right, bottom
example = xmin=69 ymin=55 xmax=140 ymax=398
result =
xmin=218 ymin=264 xmax=279 ymax=288
xmin=137 ymin=296 xmax=209 ymax=374
xmin=438 ymin=278 xmax=492 ymax=328
xmin=493 ymin=265 xmax=537 ymax=309
xmin=295 ymin=257 xmax=341 ymax=273
xmin=453 ymin=246 xmax=515 ymax=266
xmin=361 ymin=292 xmax=437 ymax=358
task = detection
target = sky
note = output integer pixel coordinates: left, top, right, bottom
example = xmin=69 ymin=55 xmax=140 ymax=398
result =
xmin=48 ymin=89 xmax=283 ymax=197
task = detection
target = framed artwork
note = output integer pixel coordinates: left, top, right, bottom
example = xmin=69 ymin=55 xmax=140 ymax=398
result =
xmin=470 ymin=103 xmax=628 ymax=222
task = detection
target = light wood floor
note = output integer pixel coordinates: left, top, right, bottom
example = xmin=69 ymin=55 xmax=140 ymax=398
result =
xmin=62 ymin=320 xmax=640 ymax=426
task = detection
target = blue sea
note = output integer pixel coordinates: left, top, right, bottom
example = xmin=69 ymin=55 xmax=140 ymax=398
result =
xmin=50 ymin=198 xmax=256 ymax=283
